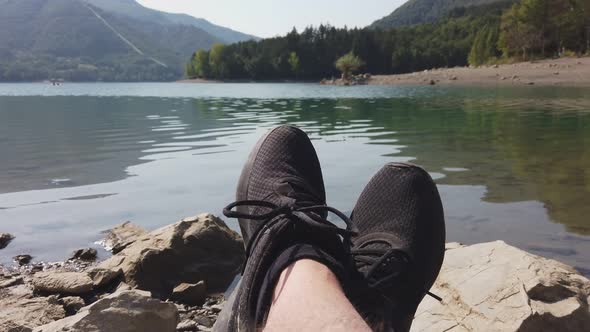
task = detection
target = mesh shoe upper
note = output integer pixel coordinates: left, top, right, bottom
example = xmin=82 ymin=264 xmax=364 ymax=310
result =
xmin=236 ymin=125 xmax=327 ymax=244
xmin=216 ymin=125 xmax=354 ymax=332
xmin=350 ymin=162 xmax=446 ymax=332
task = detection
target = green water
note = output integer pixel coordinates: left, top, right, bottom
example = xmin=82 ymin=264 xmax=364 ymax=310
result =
xmin=0 ymin=83 xmax=589 ymax=275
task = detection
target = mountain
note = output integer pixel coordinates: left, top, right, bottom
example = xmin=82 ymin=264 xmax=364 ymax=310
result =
xmin=85 ymin=0 xmax=258 ymax=44
xmin=0 ymin=0 xmax=256 ymax=81
xmin=371 ymin=0 xmax=516 ymax=29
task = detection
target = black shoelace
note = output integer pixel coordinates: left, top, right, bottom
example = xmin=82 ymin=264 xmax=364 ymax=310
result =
xmin=223 ymin=199 xmax=358 ymax=261
xmin=224 ymin=197 xmax=441 ymax=302
xmin=351 ymin=246 xmax=442 ymax=302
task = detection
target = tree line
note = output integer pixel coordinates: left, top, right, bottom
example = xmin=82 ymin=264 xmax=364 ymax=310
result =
xmin=186 ymin=0 xmax=589 ymax=80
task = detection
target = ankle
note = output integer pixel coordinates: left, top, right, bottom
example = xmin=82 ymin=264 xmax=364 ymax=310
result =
xmin=264 ymin=258 xmax=371 ymax=332
xmin=272 ymin=259 xmax=341 ymax=302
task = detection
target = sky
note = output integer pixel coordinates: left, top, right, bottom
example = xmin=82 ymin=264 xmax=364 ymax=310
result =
xmin=137 ymin=0 xmax=405 ymax=38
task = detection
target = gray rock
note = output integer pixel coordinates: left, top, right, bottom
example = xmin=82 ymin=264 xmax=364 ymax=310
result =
xmin=0 ymin=285 xmax=66 ymax=331
xmin=30 ymin=264 xmax=44 ymax=273
xmin=116 ymin=282 xmax=133 ymax=292
xmin=197 ymin=325 xmax=212 ymax=332
xmin=411 ymin=241 xmax=590 ymax=332
xmin=171 ymin=281 xmax=207 ymax=306
xmin=194 ymin=315 xmax=214 ymax=328
xmin=87 ymin=268 xmax=122 ymax=288
xmin=97 ymin=214 xmax=244 ymax=297
xmin=60 ymin=296 xmax=85 ymax=315
xmin=176 ymin=319 xmax=197 ymax=331
xmin=69 ymin=248 xmax=97 ymax=261
xmin=13 ymin=254 xmax=32 ymax=265
xmin=209 ymin=304 xmax=223 ymax=313
xmin=33 ymin=290 xmax=178 ymax=332
xmin=99 ymin=221 xmax=147 ymax=254
xmin=0 ymin=276 xmax=23 ymax=289
xmin=0 ymin=233 xmax=14 ymax=249
xmin=32 ymin=272 xmax=93 ymax=295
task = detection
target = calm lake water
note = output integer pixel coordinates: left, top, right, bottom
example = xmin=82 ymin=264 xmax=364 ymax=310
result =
xmin=1 ymin=83 xmax=589 ymax=276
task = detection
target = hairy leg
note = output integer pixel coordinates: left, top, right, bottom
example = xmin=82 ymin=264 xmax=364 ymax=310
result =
xmin=263 ymin=259 xmax=371 ymax=332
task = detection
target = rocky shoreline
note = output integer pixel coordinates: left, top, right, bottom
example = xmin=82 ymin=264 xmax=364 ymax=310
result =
xmin=2 ymin=214 xmax=589 ymax=331
xmin=1 ymin=214 xmax=244 ymax=332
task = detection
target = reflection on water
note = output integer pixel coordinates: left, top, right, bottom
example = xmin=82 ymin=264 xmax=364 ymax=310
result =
xmin=0 ymin=84 xmax=589 ymax=276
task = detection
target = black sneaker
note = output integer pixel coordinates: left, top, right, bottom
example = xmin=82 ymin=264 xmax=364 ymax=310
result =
xmin=213 ymin=125 xmax=356 ymax=331
xmin=349 ymin=162 xmax=445 ymax=332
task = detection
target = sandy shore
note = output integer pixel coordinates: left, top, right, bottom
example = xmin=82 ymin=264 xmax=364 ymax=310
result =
xmin=368 ymin=57 xmax=590 ymax=87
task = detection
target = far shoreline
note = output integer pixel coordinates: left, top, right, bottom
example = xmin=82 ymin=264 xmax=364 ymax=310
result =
xmin=179 ymin=57 xmax=590 ymax=87
xmin=367 ymin=56 xmax=590 ymax=87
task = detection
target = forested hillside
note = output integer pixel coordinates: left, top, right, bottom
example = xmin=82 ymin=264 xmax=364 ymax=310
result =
xmin=0 ymin=0 xmax=255 ymax=82
xmin=370 ymin=0 xmax=516 ymax=28
xmin=186 ymin=0 xmax=589 ymax=81
xmin=85 ymin=0 xmax=258 ymax=44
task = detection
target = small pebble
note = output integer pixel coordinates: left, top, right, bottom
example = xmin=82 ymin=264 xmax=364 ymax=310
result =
xmin=195 ymin=316 xmax=214 ymax=327
xmin=13 ymin=255 xmax=32 ymax=266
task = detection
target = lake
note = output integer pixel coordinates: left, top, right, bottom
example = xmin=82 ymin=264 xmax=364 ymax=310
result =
xmin=0 ymin=83 xmax=589 ymax=276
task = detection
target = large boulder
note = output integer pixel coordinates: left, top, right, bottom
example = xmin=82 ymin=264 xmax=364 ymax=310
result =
xmin=99 ymin=221 xmax=147 ymax=254
xmin=0 ymin=284 xmax=66 ymax=331
xmin=412 ymin=241 xmax=590 ymax=332
xmin=33 ymin=290 xmax=178 ymax=332
xmin=97 ymin=214 xmax=244 ymax=297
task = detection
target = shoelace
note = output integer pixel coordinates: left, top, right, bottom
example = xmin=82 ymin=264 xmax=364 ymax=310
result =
xmin=351 ymin=246 xmax=442 ymax=302
xmin=223 ymin=199 xmax=358 ymax=262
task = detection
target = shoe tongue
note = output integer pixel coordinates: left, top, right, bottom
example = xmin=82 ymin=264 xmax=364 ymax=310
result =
xmin=354 ymin=236 xmax=411 ymax=281
xmin=275 ymin=181 xmax=297 ymax=197
xmin=355 ymin=233 xmax=407 ymax=253
xmin=361 ymin=240 xmax=391 ymax=251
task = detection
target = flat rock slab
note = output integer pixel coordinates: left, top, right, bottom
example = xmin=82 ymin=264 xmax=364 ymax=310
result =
xmin=32 ymin=272 xmax=94 ymax=295
xmin=98 ymin=214 xmax=244 ymax=297
xmin=411 ymin=241 xmax=590 ymax=332
xmin=0 ymin=285 xmax=66 ymax=331
xmin=33 ymin=290 xmax=178 ymax=332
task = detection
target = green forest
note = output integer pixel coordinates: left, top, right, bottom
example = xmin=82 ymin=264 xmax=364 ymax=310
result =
xmin=186 ymin=0 xmax=590 ymax=80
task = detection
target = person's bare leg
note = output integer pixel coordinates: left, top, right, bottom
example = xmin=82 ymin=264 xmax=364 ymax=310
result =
xmin=263 ymin=259 xmax=371 ymax=332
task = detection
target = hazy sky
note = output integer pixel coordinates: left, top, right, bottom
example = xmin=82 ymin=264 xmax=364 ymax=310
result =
xmin=137 ymin=0 xmax=405 ymax=38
